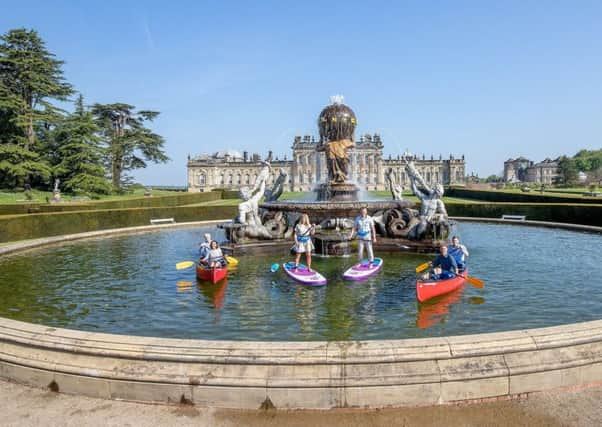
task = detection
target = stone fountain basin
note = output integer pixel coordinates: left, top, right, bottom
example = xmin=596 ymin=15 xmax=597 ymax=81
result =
xmin=260 ymin=199 xmax=415 ymax=223
xmin=1 ymin=221 xmax=602 ymax=409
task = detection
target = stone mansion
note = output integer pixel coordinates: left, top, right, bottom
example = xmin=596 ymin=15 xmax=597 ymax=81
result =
xmin=187 ymin=134 xmax=466 ymax=192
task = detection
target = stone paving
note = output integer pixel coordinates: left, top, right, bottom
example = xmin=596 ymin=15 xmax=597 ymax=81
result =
xmin=2 ymin=379 xmax=602 ymax=427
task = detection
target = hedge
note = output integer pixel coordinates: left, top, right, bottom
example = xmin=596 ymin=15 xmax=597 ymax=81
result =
xmin=0 ymin=205 xmax=238 ymax=243
xmin=447 ymin=187 xmax=602 ymax=204
xmin=445 ymin=202 xmax=602 ymax=227
xmin=0 ymin=191 xmax=223 ymax=216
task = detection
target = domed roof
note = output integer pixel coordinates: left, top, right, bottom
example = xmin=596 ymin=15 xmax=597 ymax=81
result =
xmin=214 ymin=149 xmax=243 ymax=159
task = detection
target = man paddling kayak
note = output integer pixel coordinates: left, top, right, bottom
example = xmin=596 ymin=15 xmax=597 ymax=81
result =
xmin=448 ymin=235 xmax=469 ymax=272
xmin=431 ymin=245 xmax=458 ymax=280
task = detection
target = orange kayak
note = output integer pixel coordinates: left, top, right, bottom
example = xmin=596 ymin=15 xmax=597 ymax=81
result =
xmin=416 ymin=268 xmax=467 ymax=303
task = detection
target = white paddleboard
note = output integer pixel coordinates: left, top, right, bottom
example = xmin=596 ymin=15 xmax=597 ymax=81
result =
xmin=283 ymin=262 xmax=327 ymax=286
xmin=342 ymin=258 xmax=383 ymax=281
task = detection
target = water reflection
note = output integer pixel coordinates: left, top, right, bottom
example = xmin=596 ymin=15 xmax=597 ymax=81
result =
xmin=0 ymin=224 xmax=601 ymax=340
xmin=197 ymin=279 xmax=227 ymax=309
xmin=416 ymin=288 xmax=464 ymax=329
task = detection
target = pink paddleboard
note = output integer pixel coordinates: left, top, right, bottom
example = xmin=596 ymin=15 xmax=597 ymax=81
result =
xmin=342 ymin=258 xmax=383 ymax=281
xmin=283 ymin=262 xmax=327 ymax=286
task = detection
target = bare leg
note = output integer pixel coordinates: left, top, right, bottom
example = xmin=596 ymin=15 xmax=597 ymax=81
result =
xmin=306 ymin=251 xmax=312 ymax=271
xmin=295 ymin=251 xmax=301 ymax=268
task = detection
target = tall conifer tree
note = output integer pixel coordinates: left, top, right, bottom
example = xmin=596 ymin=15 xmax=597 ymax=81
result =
xmin=92 ymin=103 xmax=169 ymax=192
xmin=52 ymin=95 xmax=111 ymax=195
xmin=0 ymin=28 xmax=73 ymax=187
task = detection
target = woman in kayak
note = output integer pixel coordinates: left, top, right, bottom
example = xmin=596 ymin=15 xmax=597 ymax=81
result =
xmin=202 ymin=240 xmax=226 ymax=268
xmin=293 ymin=213 xmax=315 ymax=271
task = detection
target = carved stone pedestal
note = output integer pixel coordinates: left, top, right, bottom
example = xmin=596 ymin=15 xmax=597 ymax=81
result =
xmin=315 ymin=183 xmax=359 ymax=202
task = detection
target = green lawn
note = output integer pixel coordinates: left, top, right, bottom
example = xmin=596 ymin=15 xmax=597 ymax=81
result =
xmin=185 ymin=198 xmax=242 ymax=206
xmin=192 ymin=192 xmax=482 ymax=206
xmin=0 ymin=188 xmax=181 ymax=204
xmin=474 ymin=187 xmax=597 ymax=198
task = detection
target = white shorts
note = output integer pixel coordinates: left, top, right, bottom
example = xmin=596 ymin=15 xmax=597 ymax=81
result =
xmin=295 ymin=240 xmax=314 ymax=253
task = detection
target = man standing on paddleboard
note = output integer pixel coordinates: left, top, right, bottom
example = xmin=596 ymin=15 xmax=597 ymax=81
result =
xmin=349 ymin=207 xmax=377 ymax=266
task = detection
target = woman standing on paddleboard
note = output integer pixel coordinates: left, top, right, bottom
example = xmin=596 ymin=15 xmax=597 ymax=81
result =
xmin=293 ymin=214 xmax=316 ymax=271
xmin=349 ymin=207 xmax=377 ymax=266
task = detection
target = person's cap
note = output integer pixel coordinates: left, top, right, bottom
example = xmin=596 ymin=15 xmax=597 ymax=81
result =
xmin=204 ymin=233 xmax=211 ymax=241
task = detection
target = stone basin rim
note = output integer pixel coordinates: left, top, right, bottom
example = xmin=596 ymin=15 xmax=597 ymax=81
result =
xmin=1 ymin=218 xmax=602 ymax=408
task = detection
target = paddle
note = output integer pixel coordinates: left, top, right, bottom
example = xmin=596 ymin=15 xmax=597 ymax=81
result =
xmin=414 ymin=262 xmax=485 ymax=288
xmin=460 ymin=274 xmax=485 ymax=289
xmin=176 ymin=261 xmax=195 ymax=270
xmin=415 ymin=262 xmax=431 ymax=273
xmin=270 ymin=263 xmax=279 ymax=272
xmin=225 ymin=255 xmax=238 ymax=266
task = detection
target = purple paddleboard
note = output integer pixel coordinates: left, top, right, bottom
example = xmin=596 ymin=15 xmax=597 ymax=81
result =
xmin=342 ymin=258 xmax=383 ymax=281
xmin=283 ymin=262 xmax=327 ymax=286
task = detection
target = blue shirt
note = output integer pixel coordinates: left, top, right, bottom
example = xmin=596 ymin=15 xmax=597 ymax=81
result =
xmin=448 ymin=245 xmax=465 ymax=264
xmin=354 ymin=215 xmax=374 ymax=240
xmin=432 ymin=254 xmax=457 ymax=273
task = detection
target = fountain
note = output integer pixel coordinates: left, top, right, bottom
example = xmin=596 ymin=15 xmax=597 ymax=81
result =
xmin=221 ymin=96 xmax=452 ymax=255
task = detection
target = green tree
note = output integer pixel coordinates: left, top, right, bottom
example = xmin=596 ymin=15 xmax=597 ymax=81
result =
xmin=52 ymin=95 xmax=111 ymax=195
xmin=92 ymin=103 xmax=169 ymax=192
xmin=484 ymin=174 xmax=502 ymax=183
xmin=573 ymin=149 xmax=602 ymax=172
xmin=556 ymin=156 xmax=578 ymax=186
xmin=0 ymin=28 xmax=73 ymax=187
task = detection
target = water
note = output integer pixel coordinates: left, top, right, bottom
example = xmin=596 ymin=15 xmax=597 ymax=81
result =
xmin=0 ymin=223 xmax=601 ymax=341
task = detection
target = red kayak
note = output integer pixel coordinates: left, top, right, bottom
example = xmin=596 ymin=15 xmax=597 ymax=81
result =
xmin=196 ymin=265 xmax=227 ymax=284
xmin=416 ymin=268 xmax=468 ymax=303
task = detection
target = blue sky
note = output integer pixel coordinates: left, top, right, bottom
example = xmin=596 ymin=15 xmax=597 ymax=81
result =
xmin=2 ymin=0 xmax=601 ymax=185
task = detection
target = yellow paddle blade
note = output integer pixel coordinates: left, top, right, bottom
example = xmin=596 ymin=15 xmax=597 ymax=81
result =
xmin=225 ymin=255 xmax=238 ymax=266
xmin=465 ymin=275 xmax=485 ymax=289
xmin=415 ymin=262 xmax=431 ymax=273
xmin=176 ymin=261 xmax=195 ymax=270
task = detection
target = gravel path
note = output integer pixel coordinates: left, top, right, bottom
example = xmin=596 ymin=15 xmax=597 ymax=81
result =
xmin=2 ymin=379 xmax=601 ymax=427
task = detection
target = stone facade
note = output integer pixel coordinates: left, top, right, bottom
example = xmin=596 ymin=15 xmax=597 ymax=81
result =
xmin=504 ymin=157 xmax=559 ymax=185
xmin=187 ymin=135 xmax=466 ymax=192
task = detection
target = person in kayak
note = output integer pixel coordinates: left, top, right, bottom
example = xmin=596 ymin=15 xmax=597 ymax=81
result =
xmin=349 ymin=206 xmax=377 ymax=266
xmin=293 ymin=213 xmax=316 ymax=271
xmin=431 ymin=245 xmax=458 ymax=280
xmin=199 ymin=232 xmax=212 ymax=266
xmin=447 ymin=235 xmax=469 ymax=272
xmin=201 ymin=240 xmax=226 ymax=268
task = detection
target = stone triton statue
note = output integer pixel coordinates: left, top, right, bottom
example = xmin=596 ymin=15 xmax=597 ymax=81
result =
xmin=405 ymin=161 xmax=449 ymax=240
xmin=237 ymin=162 xmax=272 ymax=239
xmin=317 ymin=95 xmax=356 ymax=183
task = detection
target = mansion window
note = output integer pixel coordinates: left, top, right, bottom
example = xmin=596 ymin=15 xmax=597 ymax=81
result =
xmin=198 ymin=173 xmax=206 ymax=186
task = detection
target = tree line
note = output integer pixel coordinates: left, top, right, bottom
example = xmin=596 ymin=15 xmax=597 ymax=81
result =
xmin=557 ymin=149 xmax=602 ymax=186
xmin=0 ymin=28 xmax=169 ymax=196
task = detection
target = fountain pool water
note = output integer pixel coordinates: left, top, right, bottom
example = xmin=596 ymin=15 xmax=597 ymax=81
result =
xmin=0 ymin=222 xmax=601 ymax=341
